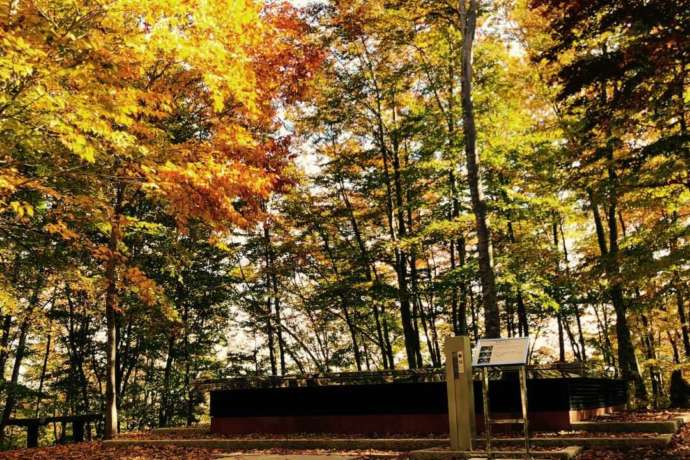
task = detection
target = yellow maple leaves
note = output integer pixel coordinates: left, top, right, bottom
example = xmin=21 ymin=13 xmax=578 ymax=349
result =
xmin=150 ymin=156 xmax=276 ymax=230
xmin=9 ymin=201 xmax=34 ymax=218
xmin=44 ymin=221 xmax=79 ymax=240
xmin=1 ymin=0 xmax=318 ymax=325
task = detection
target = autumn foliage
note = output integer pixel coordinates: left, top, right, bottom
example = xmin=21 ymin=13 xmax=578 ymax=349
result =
xmin=0 ymin=0 xmax=688 ymax=453
xmin=0 ymin=0 xmax=319 ymax=442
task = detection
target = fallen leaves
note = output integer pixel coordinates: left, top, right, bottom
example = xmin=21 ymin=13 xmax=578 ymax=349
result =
xmin=0 ymin=441 xmax=224 ymax=460
xmin=592 ymin=410 xmax=689 ymax=422
xmin=0 ymin=442 xmax=403 ymax=460
xmin=576 ymin=422 xmax=690 ymax=460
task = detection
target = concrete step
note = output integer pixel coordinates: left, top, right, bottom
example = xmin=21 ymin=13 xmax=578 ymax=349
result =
xmin=150 ymin=424 xmax=210 ymax=435
xmin=571 ymin=420 xmax=681 ymax=434
xmin=104 ymin=438 xmax=447 ymax=451
xmin=410 ymin=446 xmax=581 ymax=460
xmin=106 ymin=434 xmax=672 ymax=451
xmin=480 ymin=434 xmax=673 ymax=448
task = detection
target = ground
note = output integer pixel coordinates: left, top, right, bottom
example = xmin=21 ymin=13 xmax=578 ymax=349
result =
xmin=3 ymin=411 xmax=690 ymax=459
xmin=0 ymin=442 xmax=225 ymax=460
xmin=575 ymin=423 xmax=690 ymax=459
xmin=0 ymin=445 xmax=398 ymax=460
xmin=0 ymin=440 xmax=683 ymax=459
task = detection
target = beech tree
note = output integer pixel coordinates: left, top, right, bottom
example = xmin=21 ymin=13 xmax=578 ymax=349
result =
xmin=528 ymin=0 xmax=690 ymax=401
xmin=1 ymin=0 xmax=318 ymax=439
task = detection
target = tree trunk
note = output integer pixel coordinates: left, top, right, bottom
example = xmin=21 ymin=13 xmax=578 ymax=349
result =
xmin=362 ymin=45 xmax=420 ymax=367
xmin=557 ymin=314 xmax=565 ymax=362
xmin=448 ymin=171 xmax=462 ymax=335
xmin=669 ymin=330 xmax=681 ymax=365
xmin=0 ymin=315 xmax=12 ymax=381
xmin=449 ymin=243 xmax=459 ymax=334
xmin=273 ymin=293 xmax=286 ymax=375
xmin=563 ymin=316 xmax=582 ymax=361
xmin=406 ymin=195 xmax=435 ymax=365
xmin=371 ymin=304 xmax=389 ymax=369
xmin=0 ymin=320 xmax=29 ymax=435
xmin=380 ymin=299 xmax=395 ymax=368
xmin=593 ymin=302 xmax=614 ymax=370
xmin=342 ymin=302 xmax=363 ymax=371
xmin=457 ymin=237 xmax=470 ymax=336
xmin=266 ymin=288 xmax=277 ymax=376
xmin=65 ymin=287 xmax=90 ymax=415
xmin=507 ymin=220 xmax=529 ymax=337
xmin=380 ymin=141 xmax=417 ymax=367
xmin=558 ymin=219 xmax=587 ymax=360
xmin=458 ymin=0 xmax=499 ymax=338
xmin=589 ymin=190 xmax=646 ymax=399
xmin=469 ymin=288 xmax=479 ymax=342
xmin=104 ymin=185 xmax=123 ymax=439
xmin=0 ymin=275 xmax=43 ymax=440
xmin=618 ymin=287 xmax=647 ymax=396
xmin=407 ymin=256 xmax=426 ymax=364
xmin=390 ymin=125 xmax=421 ymax=367
xmin=677 ymin=286 xmax=690 ymax=358
xmin=339 ymin=182 xmax=391 ymax=368
xmin=552 ymin=220 xmax=570 ymax=360
xmin=613 ymin=287 xmax=646 ymax=398
xmin=182 ymin=302 xmax=195 ymax=426
xmin=264 ymin=225 xmax=286 ymax=374
xmin=596 ymin=78 xmax=645 ymax=398
xmin=0 ymin=257 xmax=19 ymax=381
xmin=316 ymin=225 xmax=364 ymax=371
xmin=35 ymin=318 xmax=53 ymax=417
xmin=159 ymin=335 xmax=175 ymax=427
xmin=505 ymin=298 xmax=515 ymax=337
xmin=392 ymin=238 xmax=417 ymax=367
xmin=574 ymin=307 xmax=587 ymax=362
xmin=424 ymin=262 xmax=442 ymax=365
xmin=668 ymin=210 xmax=690 ymax=357
xmin=640 ymin=313 xmax=662 ymax=406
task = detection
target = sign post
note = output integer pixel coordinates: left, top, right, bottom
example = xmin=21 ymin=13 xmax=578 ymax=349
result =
xmin=444 ymin=336 xmax=476 ymax=450
xmin=472 ymin=337 xmax=531 ymax=459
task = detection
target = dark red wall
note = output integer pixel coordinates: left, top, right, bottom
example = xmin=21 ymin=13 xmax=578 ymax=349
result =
xmin=209 ymin=378 xmax=627 ymax=435
xmin=210 ymin=410 xmax=590 ymax=435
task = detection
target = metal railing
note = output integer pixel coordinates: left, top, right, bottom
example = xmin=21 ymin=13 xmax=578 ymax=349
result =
xmin=194 ymin=368 xmax=446 ymax=390
xmin=194 ymin=361 xmax=609 ymax=391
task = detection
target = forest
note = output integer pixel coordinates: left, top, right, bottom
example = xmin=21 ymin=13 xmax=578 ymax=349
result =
xmin=0 ymin=0 xmax=688 ymax=450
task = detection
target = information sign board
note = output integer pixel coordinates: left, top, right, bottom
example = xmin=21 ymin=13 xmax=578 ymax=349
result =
xmin=472 ymin=337 xmax=529 ymax=367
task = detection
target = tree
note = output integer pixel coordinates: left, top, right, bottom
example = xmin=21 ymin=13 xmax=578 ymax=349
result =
xmin=1 ymin=0 xmax=318 ymax=438
xmin=454 ymin=0 xmax=500 ymax=338
xmin=529 ymin=0 xmax=690 ymax=400
xmin=2 ymin=1 xmax=689 ymax=445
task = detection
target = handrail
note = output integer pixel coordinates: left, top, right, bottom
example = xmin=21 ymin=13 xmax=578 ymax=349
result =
xmin=194 ymin=362 xmax=611 ymax=391
xmin=194 ymin=368 xmax=446 ymax=390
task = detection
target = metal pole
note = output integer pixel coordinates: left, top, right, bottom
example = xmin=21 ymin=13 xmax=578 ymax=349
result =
xmin=482 ymin=366 xmax=491 ymax=459
xmin=519 ymin=365 xmax=530 ymax=459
